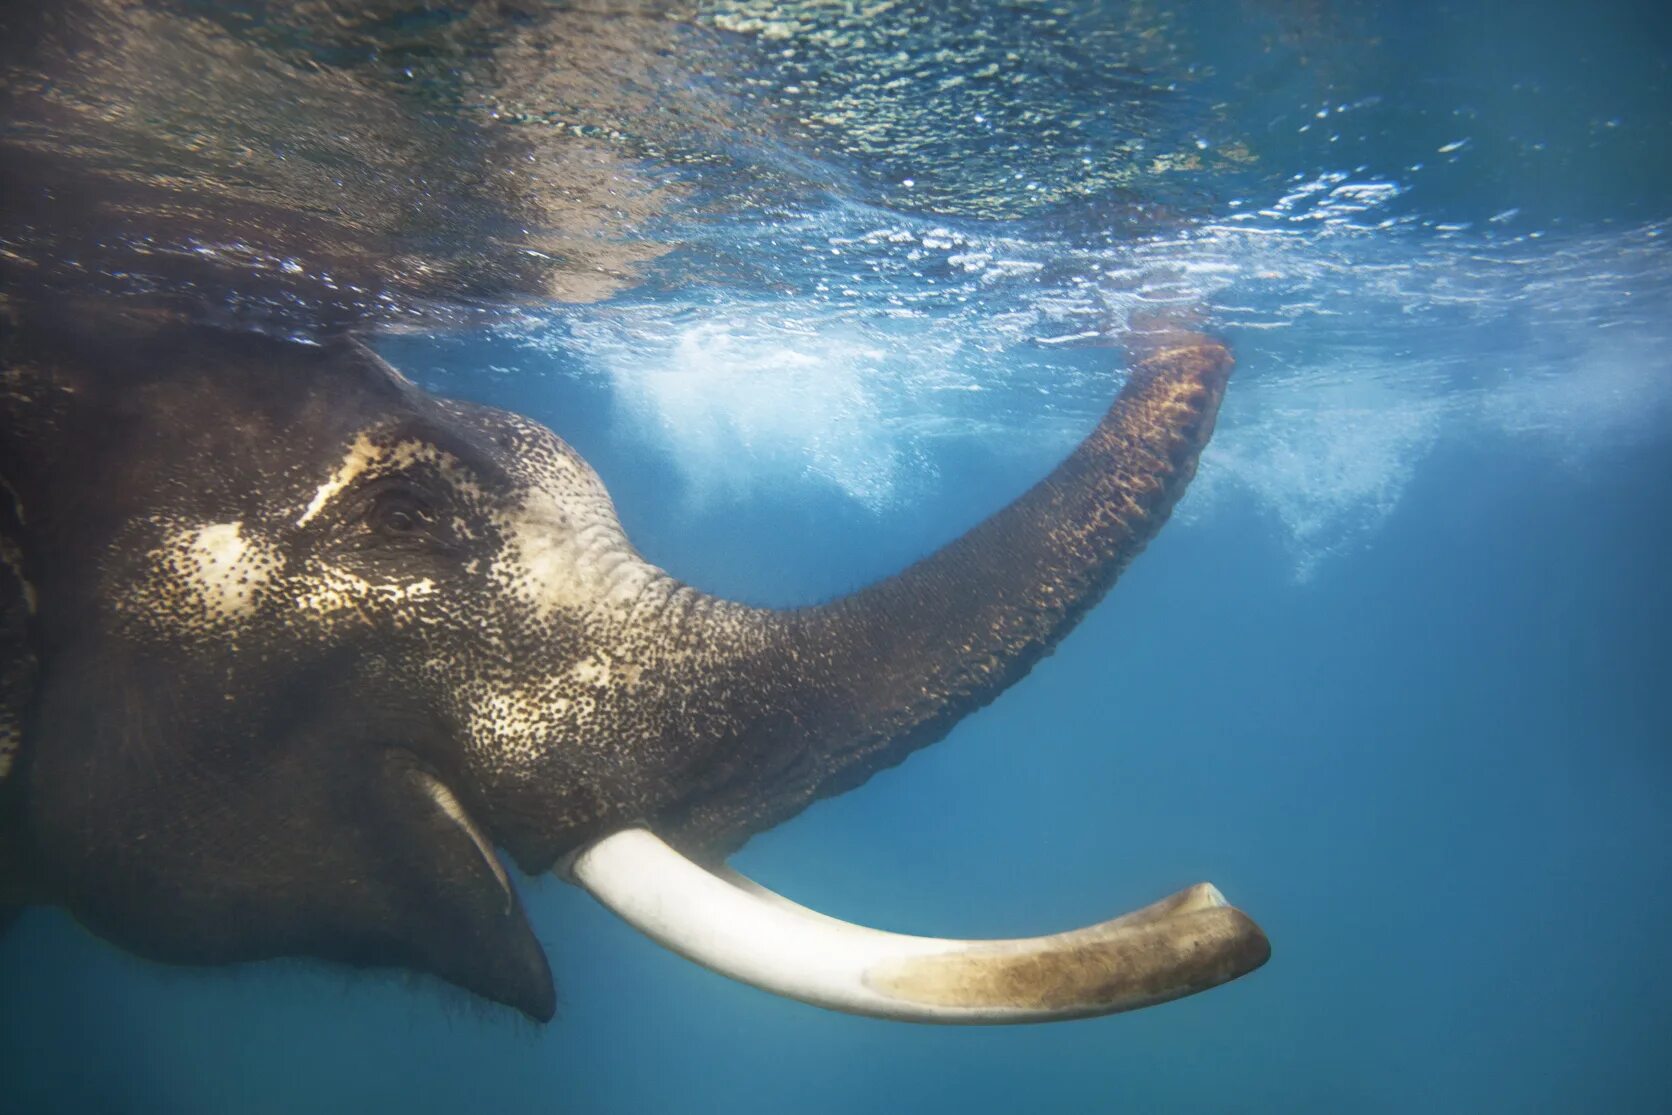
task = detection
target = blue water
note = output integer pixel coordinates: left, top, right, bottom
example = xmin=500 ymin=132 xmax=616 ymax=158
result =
xmin=4 ymin=0 xmax=1671 ymax=1111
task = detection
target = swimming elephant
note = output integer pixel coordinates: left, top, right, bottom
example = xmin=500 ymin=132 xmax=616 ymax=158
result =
xmin=0 ymin=301 xmax=1268 ymax=1022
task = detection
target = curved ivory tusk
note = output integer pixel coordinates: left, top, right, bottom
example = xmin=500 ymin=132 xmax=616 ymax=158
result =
xmin=563 ymin=827 xmax=1270 ymax=1024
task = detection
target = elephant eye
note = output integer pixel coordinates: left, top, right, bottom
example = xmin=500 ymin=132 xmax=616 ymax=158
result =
xmin=366 ymin=488 xmax=436 ymax=539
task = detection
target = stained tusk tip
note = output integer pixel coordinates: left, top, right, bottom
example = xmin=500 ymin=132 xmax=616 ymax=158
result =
xmin=1190 ymin=881 xmax=1230 ymax=909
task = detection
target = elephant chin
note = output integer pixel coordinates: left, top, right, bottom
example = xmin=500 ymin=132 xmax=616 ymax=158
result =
xmin=557 ymin=827 xmax=1270 ymax=1023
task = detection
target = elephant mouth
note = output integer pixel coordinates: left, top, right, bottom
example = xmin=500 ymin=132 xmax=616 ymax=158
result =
xmin=410 ymin=766 xmax=513 ymax=912
xmin=554 ymin=826 xmax=1270 ymax=1023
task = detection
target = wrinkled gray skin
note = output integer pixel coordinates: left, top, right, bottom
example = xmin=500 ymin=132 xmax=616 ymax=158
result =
xmin=0 ymin=302 xmax=1232 ymax=1021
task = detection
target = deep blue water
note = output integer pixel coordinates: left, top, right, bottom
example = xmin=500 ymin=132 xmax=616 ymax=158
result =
xmin=3 ymin=0 xmax=1671 ymax=1111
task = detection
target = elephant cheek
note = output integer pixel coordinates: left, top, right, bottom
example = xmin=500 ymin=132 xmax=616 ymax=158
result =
xmin=32 ymin=711 xmax=556 ymax=1021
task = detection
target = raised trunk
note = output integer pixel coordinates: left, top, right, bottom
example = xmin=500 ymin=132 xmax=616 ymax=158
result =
xmin=658 ymin=329 xmax=1233 ymax=854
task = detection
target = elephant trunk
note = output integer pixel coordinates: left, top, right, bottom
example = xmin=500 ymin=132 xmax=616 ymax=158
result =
xmin=551 ymin=333 xmax=1261 ymax=1022
xmin=652 ymin=326 xmax=1233 ymax=854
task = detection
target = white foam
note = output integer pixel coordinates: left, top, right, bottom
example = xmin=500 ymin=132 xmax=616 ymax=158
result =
xmin=1186 ymin=368 xmax=1446 ymax=580
xmin=1475 ymin=330 xmax=1672 ymax=459
xmin=597 ymin=315 xmax=967 ymax=511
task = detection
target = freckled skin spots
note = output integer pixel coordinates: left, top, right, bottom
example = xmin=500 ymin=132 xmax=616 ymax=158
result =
xmin=126 ymin=521 xmax=274 ymax=631
xmin=0 ymin=309 xmax=1230 ymax=1019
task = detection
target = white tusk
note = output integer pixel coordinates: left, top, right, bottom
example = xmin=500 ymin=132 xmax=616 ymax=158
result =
xmin=562 ymin=827 xmax=1270 ymax=1024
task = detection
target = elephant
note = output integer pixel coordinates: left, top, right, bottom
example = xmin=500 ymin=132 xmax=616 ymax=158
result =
xmin=0 ymin=297 xmax=1268 ymax=1023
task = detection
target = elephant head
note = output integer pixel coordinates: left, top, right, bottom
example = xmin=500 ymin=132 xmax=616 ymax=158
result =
xmin=0 ymin=302 xmax=1267 ymax=1022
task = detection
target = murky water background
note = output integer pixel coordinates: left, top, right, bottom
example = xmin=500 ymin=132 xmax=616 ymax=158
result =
xmin=2 ymin=1 xmax=1670 ymax=1111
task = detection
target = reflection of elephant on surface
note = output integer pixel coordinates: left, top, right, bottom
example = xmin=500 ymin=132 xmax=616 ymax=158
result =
xmin=0 ymin=302 xmax=1267 ymax=1022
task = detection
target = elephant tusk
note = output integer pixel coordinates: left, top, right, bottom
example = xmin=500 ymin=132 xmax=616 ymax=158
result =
xmin=561 ymin=827 xmax=1270 ymax=1024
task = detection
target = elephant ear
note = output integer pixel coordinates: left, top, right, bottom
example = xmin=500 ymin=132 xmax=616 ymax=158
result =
xmin=0 ymin=471 xmax=37 ymax=912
